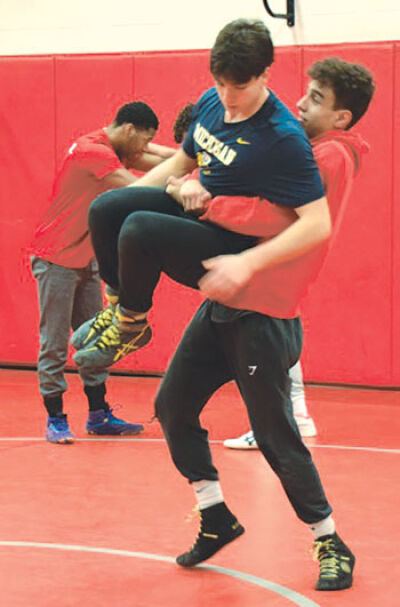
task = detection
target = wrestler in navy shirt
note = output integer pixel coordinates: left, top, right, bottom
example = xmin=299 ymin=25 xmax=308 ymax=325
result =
xmin=183 ymin=87 xmax=324 ymax=207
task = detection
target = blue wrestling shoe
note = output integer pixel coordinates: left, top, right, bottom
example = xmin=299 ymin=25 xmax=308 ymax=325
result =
xmin=46 ymin=414 xmax=75 ymax=444
xmin=86 ymin=407 xmax=144 ymax=436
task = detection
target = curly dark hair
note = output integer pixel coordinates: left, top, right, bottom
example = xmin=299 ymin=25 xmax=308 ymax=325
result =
xmin=173 ymin=103 xmax=195 ymax=143
xmin=308 ymin=57 xmax=375 ymax=128
xmin=114 ymin=101 xmax=159 ymax=131
xmin=210 ymin=19 xmax=274 ymax=84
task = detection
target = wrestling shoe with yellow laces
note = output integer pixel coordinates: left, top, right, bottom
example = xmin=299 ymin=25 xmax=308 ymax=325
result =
xmin=73 ymin=305 xmax=152 ymax=369
xmin=71 ymin=303 xmax=116 ymax=350
xmin=176 ymin=502 xmax=245 ymax=567
xmin=313 ymin=532 xmax=355 ymax=591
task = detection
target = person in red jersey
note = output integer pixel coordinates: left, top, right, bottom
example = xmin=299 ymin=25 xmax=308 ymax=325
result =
xmin=30 ymin=101 xmax=175 ymax=444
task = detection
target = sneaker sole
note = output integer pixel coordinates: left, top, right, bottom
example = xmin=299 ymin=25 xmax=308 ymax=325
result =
xmin=46 ymin=436 xmax=75 ymax=444
xmin=315 ymin=575 xmax=354 ymax=591
xmin=223 ymin=440 xmax=259 ymax=449
xmin=87 ymin=427 xmax=144 ymax=436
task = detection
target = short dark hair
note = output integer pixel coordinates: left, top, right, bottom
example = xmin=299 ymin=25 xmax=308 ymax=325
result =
xmin=210 ymin=19 xmax=274 ymax=84
xmin=173 ymin=103 xmax=195 ymax=143
xmin=114 ymin=101 xmax=159 ymax=130
xmin=308 ymin=57 xmax=375 ymax=128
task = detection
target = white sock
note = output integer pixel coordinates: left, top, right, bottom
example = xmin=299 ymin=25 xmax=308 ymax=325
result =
xmin=308 ymin=515 xmax=335 ymax=540
xmin=193 ymin=480 xmax=224 ymax=510
xmin=289 ymin=361 xmax=309 ymax=418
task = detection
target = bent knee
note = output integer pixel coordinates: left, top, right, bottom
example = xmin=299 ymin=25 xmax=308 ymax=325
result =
xmin=155 ymin=391 xmax=187 ymax=432
xmin=89 ymin=191 xmax=116 ymax=228
xmin=154 ymin=392 xmax=170 ymax=427
xmin=118 ymin=211 xmax=156 ymax=248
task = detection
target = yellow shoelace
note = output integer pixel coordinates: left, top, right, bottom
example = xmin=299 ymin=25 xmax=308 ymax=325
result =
xmin=92 ymin=305 xmax=115 ymax=331
xmin=313 ymin=538 xmax=342 ymax=579
xmin=96 ymin=323 xmax=121 ymax=350
xmin=185 ymin=505 xmax=220 ymax=549
xmin=83 ymin=305 xmax=116 ymax=345
xmin=185 ymin=505 xmax=200 ymax=523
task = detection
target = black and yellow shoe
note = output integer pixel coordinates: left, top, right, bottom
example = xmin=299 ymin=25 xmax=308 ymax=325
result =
xmin=313 ymin=532 xmax=355 ymax=591
xmin=73 ymin=306 xmax=151 ymax=369
xmin=71 ymin=304 xmax=116 ymax=350
xmin=176 ymin=502 xmax=245 ymax=567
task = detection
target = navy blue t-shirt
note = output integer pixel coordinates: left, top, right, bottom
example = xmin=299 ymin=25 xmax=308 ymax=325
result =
xmin=183 ymin=87 xmax=324 ymax=207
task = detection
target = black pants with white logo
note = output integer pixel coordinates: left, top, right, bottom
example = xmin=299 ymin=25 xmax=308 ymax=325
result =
xmin=156 ymin=300 xmax=332 ymax=524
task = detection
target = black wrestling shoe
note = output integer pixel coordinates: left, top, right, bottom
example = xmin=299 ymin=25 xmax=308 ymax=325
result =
xmin=176 ymin=502 xmax=245 ymax=567
xmin=313 ymin=532 xmax=355 ymax=590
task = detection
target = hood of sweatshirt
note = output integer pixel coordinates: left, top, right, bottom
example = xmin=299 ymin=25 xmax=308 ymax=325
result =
xmin=311 ymin=129 xmax=369 ymax=176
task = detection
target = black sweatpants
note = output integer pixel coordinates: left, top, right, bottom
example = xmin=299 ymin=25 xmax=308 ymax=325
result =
xmin=155 ymin=300 xmax=332 ymax=524
xmin=89 ymin=186 xmax=184 ymax=292
xmin=88 ymin=186 xmax=257 ymax=312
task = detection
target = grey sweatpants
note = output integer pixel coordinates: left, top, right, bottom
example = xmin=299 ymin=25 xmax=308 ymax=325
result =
xmin=31 ymin=256 xmax=108 ymax=397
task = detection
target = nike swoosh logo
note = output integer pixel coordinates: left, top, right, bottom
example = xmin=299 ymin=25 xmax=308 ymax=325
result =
xmin=236 ymin=137 xmax=251 ymax=145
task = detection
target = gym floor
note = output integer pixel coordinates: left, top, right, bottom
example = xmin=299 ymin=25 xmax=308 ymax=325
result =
xmin=0 ymin=368 xmax=398 ymax=607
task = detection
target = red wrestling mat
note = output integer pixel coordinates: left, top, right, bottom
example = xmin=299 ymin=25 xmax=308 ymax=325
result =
xmin=0 ymin=368 xmax=399 ymax=607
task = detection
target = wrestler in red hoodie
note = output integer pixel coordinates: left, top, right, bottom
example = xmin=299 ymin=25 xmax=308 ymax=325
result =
xmin=200 ymin=128 xmax=369 ymax=317
xmin=168 ymin=61 xmax=372 ymax=449
xmin=185 ymin=60 xmax=372 ymax=318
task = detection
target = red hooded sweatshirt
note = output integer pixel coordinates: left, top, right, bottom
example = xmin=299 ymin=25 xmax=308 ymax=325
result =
xmin=199 ymin=129 xmax=369 ymax=318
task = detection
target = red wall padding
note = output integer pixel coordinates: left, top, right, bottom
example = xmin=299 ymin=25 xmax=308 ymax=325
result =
xmin=0 ymin=57 xmax=55 ymax=364
xmin=268 ymin=46 xmax=303 ymax=114
xmin=0 ymin=43 xmax=398 ymax=385
xmin=392 ymin=43 xmax=400 ymax=385
xmin=54 ymin=55 xmax=135 ymax=169
xmin=300 ymin=44 xmax=395 ymax=385
xmin=134 ymin=51 xmax=213 ymax=147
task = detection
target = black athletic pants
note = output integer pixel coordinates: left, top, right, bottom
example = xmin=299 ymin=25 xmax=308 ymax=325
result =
xmin=155 ymin=300 xmax=333 ymax=524
xmin=88 ymin=186 xmax=257 ymax=312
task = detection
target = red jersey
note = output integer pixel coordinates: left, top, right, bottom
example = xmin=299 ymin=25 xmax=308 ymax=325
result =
xmin=31 ymin=129 xmax=123 ymax=268
xmin=199 ymin=130 xmax=369 ymax=318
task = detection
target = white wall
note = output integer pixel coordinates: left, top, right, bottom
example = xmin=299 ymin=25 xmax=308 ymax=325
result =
xmin=1 ymin=0 xmax=399 ymax=56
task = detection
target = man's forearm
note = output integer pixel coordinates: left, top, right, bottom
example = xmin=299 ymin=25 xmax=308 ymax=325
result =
xmin=241 ymin=197 xmax=331 ymax=274
xmin=146 ymin=142 xmax=177 ymax=159
xmin=131 ymin=149 xmax=196 ymax=188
